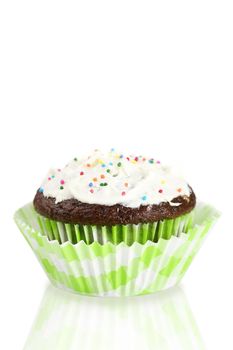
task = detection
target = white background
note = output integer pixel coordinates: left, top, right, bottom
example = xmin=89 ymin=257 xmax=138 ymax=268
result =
xmin=0 ymin=1 xmax=232 ymax=349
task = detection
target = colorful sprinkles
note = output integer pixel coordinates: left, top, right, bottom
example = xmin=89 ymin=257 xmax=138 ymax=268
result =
xmin=41 ymin=149 xmax=190 ymax=206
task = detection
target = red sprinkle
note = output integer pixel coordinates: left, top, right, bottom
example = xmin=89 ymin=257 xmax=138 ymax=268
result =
xmin=48 ymin=177 xmax=51 ymax=181
xmin=90 ymin=189 xmax=94 ymax=193
xmin=60 ymin=179 xmax=65 ymax=185
xmin=80 ymin=171 xmax=84 ymax=176
xmin=134 ymin=157 xmax=139 ymax=161
xmin=126 ymin=157 xmax=130 ymax=161
xmin=158 ymin=189 xmax=163 ymax=193
xmin=121 ymin=191 xmax=126 ymax=196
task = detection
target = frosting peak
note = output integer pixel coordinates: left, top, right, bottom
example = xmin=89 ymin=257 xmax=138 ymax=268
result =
xmin=39 ymin=149 xmax=191 ymax=208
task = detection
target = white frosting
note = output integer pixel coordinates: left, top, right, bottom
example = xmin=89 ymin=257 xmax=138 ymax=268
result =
xmin=39 ymin=150 xmax=191 ymax=208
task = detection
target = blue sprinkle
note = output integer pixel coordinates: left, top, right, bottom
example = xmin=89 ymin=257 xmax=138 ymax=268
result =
xmin=120 ymin=154 xmax=124 ymax=158
xmin=141 ymin=195 xmax=147 ymax=201
xmin=101 ymin=164 xmax=106 ymax=168
xmin=51 ymin=175 xmax=55 ymax=179
xmin=110 ymin=148 xmax=115 ymax=152
xmin=109 ymin=162 xmax=113 ymax=166
xmin=39 ymin=187 xmax=44 ymax=193
xmin=89 ymin=182 xmax=93 ymax=187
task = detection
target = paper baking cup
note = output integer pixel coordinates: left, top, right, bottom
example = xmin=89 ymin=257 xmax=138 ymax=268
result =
xmin=19 ymin=204 xmax=194 ymax=245
xmin=14 ymin=202 xmax=220 ymax=296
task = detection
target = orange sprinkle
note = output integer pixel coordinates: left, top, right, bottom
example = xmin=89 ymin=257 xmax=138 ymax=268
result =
xmin=177 ymin=188 xmax=182 ymax=193
xmin=124 ymin=182 xmax=128 ymax=187
xmin=86 ymin=163 xmax=91 ymax=167
xmin=100 ymin=174 xmax=105 ymax=179
xmin=93 ymin=177 xmax=98 ymax=182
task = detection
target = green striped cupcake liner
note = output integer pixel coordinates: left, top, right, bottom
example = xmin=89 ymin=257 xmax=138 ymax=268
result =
xmin=14 ymin=202 xmax=220 ymax=296
xmin=24 ymin=285 xmax=205 ymax=350
xmin=19 ymin=204 xmax=194 ymax=245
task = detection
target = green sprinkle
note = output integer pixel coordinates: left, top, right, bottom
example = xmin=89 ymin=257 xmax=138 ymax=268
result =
xmin=117 ymin=162 xmax=122 ymax=167
xmin=74 ymin=157 xmax=78 ymax=161
xmin=60 ymin=186 xmax=64 ymax=190
xmin=106 ymin=169 xmax=111 ymax=173
xmin=100 ymin=182 xmax=108 ymax=186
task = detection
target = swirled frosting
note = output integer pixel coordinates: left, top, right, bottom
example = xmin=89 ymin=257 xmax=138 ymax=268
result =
xmin=38 ymin=149 xmax=191 ymax=208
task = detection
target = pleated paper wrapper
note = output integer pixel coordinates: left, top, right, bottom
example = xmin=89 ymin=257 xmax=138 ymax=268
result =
xmin=14 ymin=203 xmax=220 ymax=296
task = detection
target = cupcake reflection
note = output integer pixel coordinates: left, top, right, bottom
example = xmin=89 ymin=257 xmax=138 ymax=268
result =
xmin=24 ymin=285 xmax=206 ymax=350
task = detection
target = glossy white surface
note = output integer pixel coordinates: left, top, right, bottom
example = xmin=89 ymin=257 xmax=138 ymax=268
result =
xmin=0 ymin=0 xmax=233 ymax=349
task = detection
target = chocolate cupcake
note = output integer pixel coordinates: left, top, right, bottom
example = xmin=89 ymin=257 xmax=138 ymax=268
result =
xmin=32 ymin=149 xmax=196 ymax=244
xmin=14 ymin=149 xmax=219 ymax=296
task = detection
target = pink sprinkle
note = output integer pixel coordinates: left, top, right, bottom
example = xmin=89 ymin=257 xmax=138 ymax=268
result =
xmin=156 ymin=161 xmax=161 ymax=164
xmin=48 ymin=177 xmax=51 ymax=181
xmin=80 ymin=171 xmax=84 ymax=176
xmin=121 ymin=191 xmax=126 ymax=196
xmin=90 ymin=189 xmax=94 ymax=193
xmin=126 ymin=157 xmax=130 ymax=161
xmin=158 ymin=189 xmax=163 ymax=193
xmin=60 ymin=180 xmax=65 ymax=185
xmin=134 ymin=157 xmax=139 ymax=161
xmin=57 ymin=168 xmax=61 ymax=172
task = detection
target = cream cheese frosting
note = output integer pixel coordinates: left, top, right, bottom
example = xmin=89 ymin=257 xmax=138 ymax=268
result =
xmin=39 ymin=149 xmax=191 ymax=208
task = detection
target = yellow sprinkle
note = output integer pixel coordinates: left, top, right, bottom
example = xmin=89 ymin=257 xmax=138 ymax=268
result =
xmin=161 ymin=180 xmax=166 ymax=184
xmin=131 ymin=160 xmax=137 ymax=164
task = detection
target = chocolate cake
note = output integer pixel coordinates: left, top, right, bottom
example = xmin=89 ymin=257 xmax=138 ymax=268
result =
xmin=33 ymin=149 xmax=196 ymax=225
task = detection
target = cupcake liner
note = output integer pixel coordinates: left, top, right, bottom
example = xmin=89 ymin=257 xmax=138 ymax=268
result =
xmin=21 ymin=204 xmax=194 ymax=245
xmin=14 ymin=202 xmax=220 ymax=296
xmin=24 ymin=285 xmax=205 ymax=350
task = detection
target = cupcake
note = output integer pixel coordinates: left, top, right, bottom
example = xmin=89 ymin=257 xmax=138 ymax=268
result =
xmin=14 ymin=149 xmax=220 ymax=296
